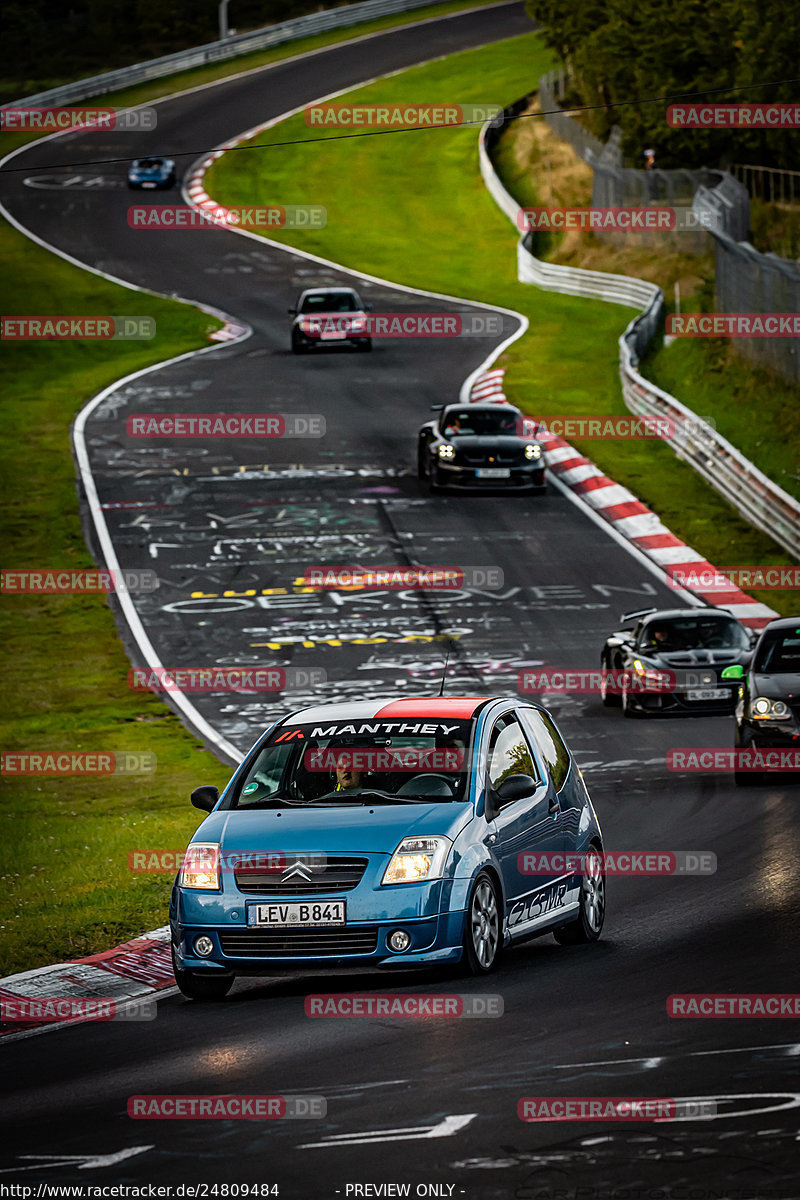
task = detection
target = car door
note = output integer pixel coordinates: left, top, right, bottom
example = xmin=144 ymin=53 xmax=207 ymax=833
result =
xmin=484 ymin=712 xmax=564 ymax=940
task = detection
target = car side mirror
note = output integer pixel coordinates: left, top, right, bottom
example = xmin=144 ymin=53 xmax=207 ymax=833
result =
xmin=287 ymin=307 xmax=296 ymax=314
xmin=430 ymin=404 xmax=443 ymax=411
xmin=364 ymin=302 xmax=373 ymax=311
xmin=191 ymin=785 xmax=219 ymax=812
xmin=721 ymin=664 xmax=744 ymax=680
xmin=495 ymin=774 xmax=538 ymax=805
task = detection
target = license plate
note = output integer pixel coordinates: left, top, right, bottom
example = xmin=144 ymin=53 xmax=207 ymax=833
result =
xmin=476 ymin=467 xmax=510 ymax=479
xmin=247 ymin=901 xmax=345 ymax=927
xmin=141 ymin=181 xmax=157 ymax=188
xmin=686 ymin=688 xmax=729 ymax=701
xmin=321 ymin=330 xmax=347 ymax=339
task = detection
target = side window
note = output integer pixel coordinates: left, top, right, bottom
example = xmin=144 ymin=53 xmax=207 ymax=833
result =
xmin=518 ymin=708 xmax=571 ymax=791
xmin=487 ymin=716 xmax=538 ymax=798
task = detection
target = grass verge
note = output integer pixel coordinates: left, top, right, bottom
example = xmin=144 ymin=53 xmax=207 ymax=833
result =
xmin=206 ymin=32 xmax=797 ymax=616
xmin=491 ymin=96 xmax=800 ymax=508
xmin=0 ymin=229 xmax=234 ymax=975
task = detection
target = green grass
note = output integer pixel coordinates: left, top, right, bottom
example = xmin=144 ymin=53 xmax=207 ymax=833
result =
xmin=0 ymin=226 xmax=234 ymax=975
xmin=206 ymin=31 xmax=797 ymax=616
xmin=490 ymin=98 xmax=800 ymax=508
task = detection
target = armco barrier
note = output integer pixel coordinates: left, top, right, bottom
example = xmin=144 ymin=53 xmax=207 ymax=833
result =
xmin=7 ymin=0 xmax=463 ymax=108
xmin=479 ymin=105 xmax=800 ymax=560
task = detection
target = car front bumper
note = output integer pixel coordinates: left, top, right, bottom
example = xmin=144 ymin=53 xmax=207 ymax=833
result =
xmin=170 ymin=879 xmax=466 ymax=973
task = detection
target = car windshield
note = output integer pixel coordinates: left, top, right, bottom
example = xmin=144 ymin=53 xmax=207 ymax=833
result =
xmin=440 ymin=410 xmax=519 ymax=437
xmin=300 ymin=292 xmax=359 ymax=313
xmin=754 ymin=630 xmax=800 ymax=673
xmin=640 ymin=616 xmax=750 ymax=652
xmin=225 ymin=718 xmax=475 ymax=808
xmin=137 ymin=158 xmax=163 ymax=168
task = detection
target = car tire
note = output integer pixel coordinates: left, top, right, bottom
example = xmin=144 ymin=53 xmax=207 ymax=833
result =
xmin=553 ymin=846 xmax=605 ymax=945
xmin=734 ymin=728 xmax=762 ymax=786
xmin=172 ymin=946 xmax=234 ymax=1001
xmin=417 ymin=450 xmax=428 ymax=481
xmin=621 ymin=681 xmax=642 ymax=718
xmin=428 ymin=467 xmax=444 ymax=495
xmin=462 ymin=872 xmax=502 ymax=975
xmin=600 ymin=660 xmax=622 ymax=708
xmin=291 ymin=335 xmax=306 ymax=355
xmin=357 ymin=339 xmax=372 ymax=352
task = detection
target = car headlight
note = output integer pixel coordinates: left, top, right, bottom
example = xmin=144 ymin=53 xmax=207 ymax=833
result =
xmin=382 ymin=836 xmax=451 ymax=884
xmin=750 ymin=697 xmax=791 ymax=720
xmin=524 ymin=443 xmax=542 ymax=460
xmin=180 ymin=842 xmax=220 ymax=889
xmin=631 ymin=658 xmax=669 ymax=687
xmin=438 ymin=444 xmax=455 ymax=460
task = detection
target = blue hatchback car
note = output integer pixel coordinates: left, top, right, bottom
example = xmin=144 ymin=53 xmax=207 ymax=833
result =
xmin=170 ymin=696 xmax=605 ymax=999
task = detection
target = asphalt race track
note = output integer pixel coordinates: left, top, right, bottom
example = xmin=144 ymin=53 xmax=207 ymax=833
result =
xmin=1 ymin=5 xmax=799 ymax=1196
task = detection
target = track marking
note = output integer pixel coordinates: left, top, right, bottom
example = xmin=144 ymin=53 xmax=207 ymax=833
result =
xmin=298 ymin=1112 xmax=476 ymax=1147
xmin=0 ymin=1147 xmax=153 ymax=1173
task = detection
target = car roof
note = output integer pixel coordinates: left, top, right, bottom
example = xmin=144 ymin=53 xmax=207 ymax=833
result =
xmin=298 ymin=286 xmax=359 ymax=297
xmin=758 ymin=615 xmax=800 ymax=633
xmin=440 ymin=402 xmax=522 ymax=416
xmin=281 ymin=696 xmax=497 ymax=726
xmin=641 ymin=608 xmax=739 ymax=623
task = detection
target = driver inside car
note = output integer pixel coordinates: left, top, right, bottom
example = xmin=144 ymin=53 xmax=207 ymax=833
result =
xmin=334 ymin=756 xmax=365 ymax=792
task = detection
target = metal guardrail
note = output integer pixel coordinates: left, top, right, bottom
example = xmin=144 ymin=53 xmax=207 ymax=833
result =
xmin=732 ymin=163 xmax=800 ymax=206
xmin=479 ymin=103 xmax=800 ymax=559
xmin=8 ymin=0 xmax=452 ymax=107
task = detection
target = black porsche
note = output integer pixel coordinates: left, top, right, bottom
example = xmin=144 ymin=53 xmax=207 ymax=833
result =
xmin=730 ymin=616 xmax=800 ymax=784
xmin=417 ymin=402 xmax=546 ymax=493
xmin=600 ymin=606 xmax=755 ymax=717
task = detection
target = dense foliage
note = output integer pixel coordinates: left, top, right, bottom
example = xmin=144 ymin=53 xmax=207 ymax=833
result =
xmin=526 ymin=0 xmax=799 ymax=168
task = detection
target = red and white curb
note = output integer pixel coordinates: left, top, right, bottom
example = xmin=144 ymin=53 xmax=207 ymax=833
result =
xmin=470 ymin=369 xmax=777 ymax=629
xmin=0 ymin=927 xmax=175 ymax=1040
xmin=183 ymin=146 xmax=251 ymax=341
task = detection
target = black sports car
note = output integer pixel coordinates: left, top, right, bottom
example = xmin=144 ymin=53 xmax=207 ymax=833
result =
xmin=600 ymin=606 xmax=755 ymax=717
xmin=417 ymin=402 xmax=545 ymax=492
xmin=288 ymin=286 xmax=372 ymax=354
xmin=127 ymin=156 xmax=176 ymax=189
xmin=731 ymin=616 xmax=800 ymax=784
